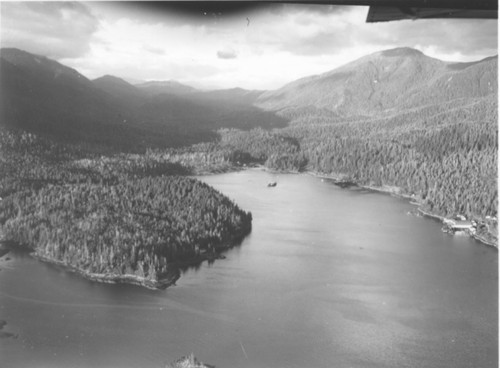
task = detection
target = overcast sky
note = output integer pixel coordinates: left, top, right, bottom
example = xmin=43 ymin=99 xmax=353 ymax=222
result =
xmin=1 ymin=1 xmax=497 ymax=90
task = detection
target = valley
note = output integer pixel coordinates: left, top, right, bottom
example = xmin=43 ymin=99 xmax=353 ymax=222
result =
xmin=1 ymin=1 xmax=498 ymax=366
xmin=0 ymin=46 xmax=497 ymax=291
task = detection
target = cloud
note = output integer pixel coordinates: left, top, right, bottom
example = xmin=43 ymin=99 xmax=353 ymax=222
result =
xmin=241 ymin=6 xmax=497 ymax=62
xmin=143 ymin=45 xmax=166 ymax=55
xmin=241 ymin=6 xmax=365 ymax=56
xmin=0 ymin=2 xmax=98 ymax=58
xmin=217 ymin=47 xmax=238 ymax=59
xmin=62 ymin=18 xmax=224 ymax=85
xmin=6 ymin=2 xmax=495 ymax=90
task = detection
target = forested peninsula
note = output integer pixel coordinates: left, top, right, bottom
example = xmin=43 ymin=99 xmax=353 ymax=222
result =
xmin=0 ymin=131 xmax=252 ymax=289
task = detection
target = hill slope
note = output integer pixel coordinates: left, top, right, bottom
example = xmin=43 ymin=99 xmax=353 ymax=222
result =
xmin=93 ymin=75 xmax=146 ymax=106
xmin=0 ymin=48 xmax=288 ymax=151
xmin=218 ymin=48 xmax=498 ymax=244
xmin=256 ymin=47 xmax=497 ymax=116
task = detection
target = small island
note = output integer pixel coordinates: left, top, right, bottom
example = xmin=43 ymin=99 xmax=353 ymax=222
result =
xmin=165 ymin=354 xmax=214 ymax=368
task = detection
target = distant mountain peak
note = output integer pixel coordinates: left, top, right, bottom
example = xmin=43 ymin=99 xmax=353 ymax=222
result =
xmin=135 ymin=79 xmax=197 ymax=96
xmin=139 ymin=80 xmax=191 ymax=87
xmin=92 ymin=74 xmax=144 ymax=104
xmin=93 ymin=74 xmax=134 ymax=87
xmin=94 ymin=74 xmax=126 ymax=81
xmin=380 ymin=47 xmax=424 ymax=57
xmin=256 ymin=46 xmax=497 ymax=116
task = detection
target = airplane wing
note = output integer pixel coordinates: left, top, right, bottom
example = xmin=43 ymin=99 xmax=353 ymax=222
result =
xmin=282 ymin=1 xmax=498 ymax=22
xmin=366 ymin=2 xmax=497 ymax=22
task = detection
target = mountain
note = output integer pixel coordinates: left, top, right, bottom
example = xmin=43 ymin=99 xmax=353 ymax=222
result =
xmin=0 ymin=48 xmax=207 ymax=150
xmin=0 ymin=48 xmax=288 ymax=151
xmin=256 ymin=47 xmax=498 ymax=116
xmin=93 ymin=75 xmax=145 ymax=105
xmin=0 ymin=48 xmax=137 ymax=148
xmin=242 ymin=47 xmax=498 ymax=242
xmin=136 ymin=87 xmax=287 ymax=132
xmin=135 ymin=80 xmax=198 ymax=96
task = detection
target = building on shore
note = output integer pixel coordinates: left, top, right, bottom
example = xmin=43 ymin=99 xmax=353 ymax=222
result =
xmin=442 ymin=218 xmax=476 ymax=234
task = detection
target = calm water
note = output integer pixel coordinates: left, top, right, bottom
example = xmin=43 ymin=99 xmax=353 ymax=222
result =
xmin=1 ymin=169 xmax=497 ymax=368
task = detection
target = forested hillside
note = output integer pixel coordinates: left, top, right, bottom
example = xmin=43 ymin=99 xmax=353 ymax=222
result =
xmin=212 ymin=97 xmax=498 ymax=244
xmin=140 ymin=90 xmax=498 ymax=234
xmin=0 ymin=128 xmax=252 ymax=288
xmin=225 ymin=47 xmax=497 ymax=245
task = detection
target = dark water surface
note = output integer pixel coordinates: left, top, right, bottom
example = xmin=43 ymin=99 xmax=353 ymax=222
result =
xmin=1 ymin=169 xmax=497 ymax=368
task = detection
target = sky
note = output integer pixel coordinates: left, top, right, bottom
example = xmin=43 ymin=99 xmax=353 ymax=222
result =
xmin=0 ymin=1 xmax=498 ymax=90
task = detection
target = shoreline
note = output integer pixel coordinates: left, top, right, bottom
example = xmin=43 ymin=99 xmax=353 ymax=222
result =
xmin=304 ymin=170 xmax=497 ymax=248
xmin=26 ymin=225 xmax=251 ymax=290
xmin=416 ymin=208 xmax=497 ymax=248
xmin=32 ymin=254 xmax=181 ymax=290
xmin=3 ymin=166 xmax=495 ymax=290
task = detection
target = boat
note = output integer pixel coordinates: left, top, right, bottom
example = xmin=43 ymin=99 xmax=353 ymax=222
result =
xmin=267 ymin=181 xmax=277 ymax=187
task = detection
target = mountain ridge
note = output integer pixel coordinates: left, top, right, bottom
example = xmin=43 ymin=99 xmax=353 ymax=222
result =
xmin=0 ymin=47 xmax=130 ymax=147
xmin=256 ymin=47 xmax=498 ymax=116
xmin=0 ymin=47 xmax=288 ymax=151
xmin=135 ymin=80 xmax=198 ymax=96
